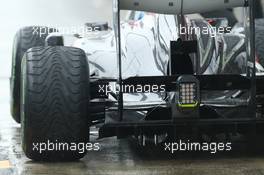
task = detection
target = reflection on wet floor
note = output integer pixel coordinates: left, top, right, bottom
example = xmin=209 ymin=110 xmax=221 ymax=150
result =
xmin=1 ymin=78 xmax=264 ymax=175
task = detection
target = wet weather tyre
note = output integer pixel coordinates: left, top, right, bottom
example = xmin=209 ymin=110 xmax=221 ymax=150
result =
xmin=21 ymin=46 xmax=90 ymax=161
xmin=11 ymin=26 xmax=56 ymax=123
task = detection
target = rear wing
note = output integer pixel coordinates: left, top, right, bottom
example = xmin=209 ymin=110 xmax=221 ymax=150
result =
xmin=119 ymin=0 xmax=246 ymax=14
xmin=113 ymin=0 xmax=256 ymax=121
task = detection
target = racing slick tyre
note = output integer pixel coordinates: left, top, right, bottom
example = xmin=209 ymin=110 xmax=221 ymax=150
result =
xmin=11 ymin=26 xmax=57 ymax=123
xmin=21 ymin=46 xmax=90 ymax=161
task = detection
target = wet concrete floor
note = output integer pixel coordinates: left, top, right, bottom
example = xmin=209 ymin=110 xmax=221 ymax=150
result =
xmin=1 ymin=78 xmax=264 ymax=175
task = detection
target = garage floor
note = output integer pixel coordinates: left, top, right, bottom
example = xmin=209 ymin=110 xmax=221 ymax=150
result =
xmin=1 ymin=78 xmax=264 ymax=175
